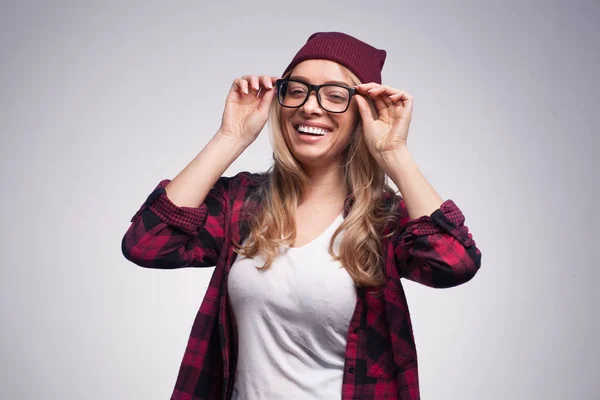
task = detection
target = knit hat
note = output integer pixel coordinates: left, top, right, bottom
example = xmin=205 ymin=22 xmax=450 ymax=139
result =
xmin=282 ymin=32 xmax=387 ymax=84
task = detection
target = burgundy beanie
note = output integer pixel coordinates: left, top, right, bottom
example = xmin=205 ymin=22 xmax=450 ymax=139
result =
xmin=282 ymin=32 xmax=387 ymax=84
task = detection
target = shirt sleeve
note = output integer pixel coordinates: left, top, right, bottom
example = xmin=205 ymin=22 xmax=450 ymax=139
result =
xmin=394 ymin=199 xmax=482 ymax=288
xmin=121 ymin=176 xmax=230 ymax=269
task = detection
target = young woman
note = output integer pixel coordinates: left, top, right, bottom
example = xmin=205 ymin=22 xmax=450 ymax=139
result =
xmin=122 ymin=32 xmax=482 ymax=400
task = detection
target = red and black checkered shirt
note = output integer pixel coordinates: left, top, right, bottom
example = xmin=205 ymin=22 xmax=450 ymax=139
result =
xmin=122 ymin=171 xmax=481 ymax=400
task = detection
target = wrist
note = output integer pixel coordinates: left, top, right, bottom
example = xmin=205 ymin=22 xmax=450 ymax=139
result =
xmin=214 ymin=129 xmax=252 ymax=152
xmin=379 ymin=146 xmax=414 ymax=172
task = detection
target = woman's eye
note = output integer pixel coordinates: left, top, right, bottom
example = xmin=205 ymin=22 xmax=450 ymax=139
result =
xmin=288 ymin=89 xmax=306 ymax=96
xmin=326 ymin=93 xmax=348 ymax=103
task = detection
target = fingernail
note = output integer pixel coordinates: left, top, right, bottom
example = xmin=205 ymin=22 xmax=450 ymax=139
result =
xmin=266 ymin=81 xmax=273 ymax=89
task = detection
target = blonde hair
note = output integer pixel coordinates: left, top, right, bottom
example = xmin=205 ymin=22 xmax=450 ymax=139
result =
xmin=233 ymin=66 xmax=400 ymax=287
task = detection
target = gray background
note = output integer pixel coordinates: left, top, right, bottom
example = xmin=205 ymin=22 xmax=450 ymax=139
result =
xmin=1 ymin=0 xmax=598 ymax=399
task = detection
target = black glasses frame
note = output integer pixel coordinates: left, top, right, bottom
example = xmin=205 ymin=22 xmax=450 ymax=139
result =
xmin=275 ymin=78 xmax=357 ymax=113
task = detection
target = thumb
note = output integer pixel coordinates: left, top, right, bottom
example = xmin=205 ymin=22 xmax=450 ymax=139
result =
xmin=257 ymin=86 xmax=276 ymax=115
xmin=355 ymin=94 xmax=375 ymax=124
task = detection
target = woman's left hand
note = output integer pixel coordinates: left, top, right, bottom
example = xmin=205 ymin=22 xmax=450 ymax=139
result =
xmin=354 ymin=83 xmax=413 ymax=161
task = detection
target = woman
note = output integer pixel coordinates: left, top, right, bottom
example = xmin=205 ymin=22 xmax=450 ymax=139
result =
xmin=122 ymin=32 xmax=481 ymax=400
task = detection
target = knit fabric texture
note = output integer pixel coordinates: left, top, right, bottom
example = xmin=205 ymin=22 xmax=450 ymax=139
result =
xmin=282 ymin=32 xmax=387 ymax=84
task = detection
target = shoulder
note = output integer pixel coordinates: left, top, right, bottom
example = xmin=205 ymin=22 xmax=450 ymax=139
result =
xmin=210 ymin=170 xmax=268 ymax=192
xmin=230 ymin=170 xmax=269 ymax=185
xmin=226 ymin=171 xmax=269 ymax=194
xmin=380 ymin=189 xmax=403 ymax=213
xmin=220 ymin=171 xmax=270 ymax=210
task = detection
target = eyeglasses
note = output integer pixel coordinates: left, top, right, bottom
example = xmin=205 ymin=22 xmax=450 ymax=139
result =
xmin=275 ymin=78 xmax=357 ymax=113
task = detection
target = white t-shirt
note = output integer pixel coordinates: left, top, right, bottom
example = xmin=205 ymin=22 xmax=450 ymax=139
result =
xmin=227 ymin=212 xmax=358 ymax=400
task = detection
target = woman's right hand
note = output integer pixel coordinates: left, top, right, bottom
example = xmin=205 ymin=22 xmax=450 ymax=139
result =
xmin=218 ymin=75 xmax=278 ymax=147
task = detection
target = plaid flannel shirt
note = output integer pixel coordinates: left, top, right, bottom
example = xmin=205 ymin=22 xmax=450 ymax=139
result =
xmin=122 ymin=171 xmax=481 ymax=400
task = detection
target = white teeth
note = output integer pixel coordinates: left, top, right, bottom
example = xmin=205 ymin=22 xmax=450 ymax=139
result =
xmin=297 ymin=125 xmax=331 ymax=136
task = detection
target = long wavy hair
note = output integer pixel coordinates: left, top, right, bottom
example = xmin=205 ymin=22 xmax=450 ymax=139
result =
xmin=233 ymin=66 xmax=400 ymax=288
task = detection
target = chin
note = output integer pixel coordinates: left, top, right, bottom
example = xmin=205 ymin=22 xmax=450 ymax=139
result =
xmin=296 ymin=148 xmax=342 ymax=166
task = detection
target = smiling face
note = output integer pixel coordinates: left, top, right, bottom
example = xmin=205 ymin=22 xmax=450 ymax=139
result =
xmin=279 ymin=59 xmax=361 ymax=169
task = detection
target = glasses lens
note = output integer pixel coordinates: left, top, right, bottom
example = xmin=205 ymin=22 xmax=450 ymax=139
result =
xmin=278 ymin=80 xmax=308 ymax=108
xmin=277 ymin=80 xmax=351 ymax=113
xmin=319 ymin=85 xmax=351 ymax=113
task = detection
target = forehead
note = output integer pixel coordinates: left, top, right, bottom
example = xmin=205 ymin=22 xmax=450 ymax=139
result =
xmin=289 ymin=59 xmax=353 ymax=85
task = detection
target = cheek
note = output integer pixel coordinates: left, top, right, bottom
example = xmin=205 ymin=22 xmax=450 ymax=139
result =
xmin=278 ymin=111 xmax=297 ymax=146
xmin=279 ymin=107 xmax=296 ymax=123
xmin=280 ymin=109 xmax=295 ymax=130
xmin=335 ymin=109 xmax=360 ymax=135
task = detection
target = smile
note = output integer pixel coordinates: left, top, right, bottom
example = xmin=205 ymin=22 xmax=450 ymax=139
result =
xmin=296 ymin=125 xmax=332 ymax=136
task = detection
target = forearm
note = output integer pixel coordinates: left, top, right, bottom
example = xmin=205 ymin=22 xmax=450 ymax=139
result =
xmin=165 ymin=131 xmax=248 ymax=208
xmin=380 ymin=146 xmax=444 ymax=220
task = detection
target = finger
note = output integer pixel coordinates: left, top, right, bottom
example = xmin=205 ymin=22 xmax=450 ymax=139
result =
xmin=358 ymin=83 xmax=406 ymax=99
xmin=251 ymin=76 xmax=261 ymax=93
xmin=366 ymin=86 xmax=394 ymax=108
xmin=355 ymin=94 xmax=376 ymax=124
xmin=368 ymin=85 xmax=411 ymax=110
xmin=368 ymin=85 xmax=404 ymax=99
xmin=260 ymin=75 xmax=274 ymax=90
xmin=389 ymin=90 xmax=412 ymax=104
xmin=241 ymin=75 xmax=259 ymax=93
xmin=355 ymin=85 xmax=391 ymax=110
xmin=240 ymin=78 xmax=249 ymax=95
xmin=367 ymin=86 xmax=387 ymax=96
xmin=381 ymin=95 xmax=394 ymax=108
xmin=389 ymin=91 xmax=413 ymax=112
xmin=380 ymin=87 xmax=411 ymax=110
xmin=373 ymin=96 xmax=392 ymax=113
xmin=355 ymin=82 xmax=380 ymax=92
xmin=366 ymin=91 xmax=392 ymax=113
xmin=233 ymin=78 xmax=249 ymax=95
xmin=256 ymin=76 xmax=277 ymax=100
xmin=258 ymin=84 xmax=277 ymax=113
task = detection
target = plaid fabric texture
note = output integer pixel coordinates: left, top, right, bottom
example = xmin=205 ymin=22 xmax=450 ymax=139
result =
xmin=122 ymin=171 xmax=482 ymax=400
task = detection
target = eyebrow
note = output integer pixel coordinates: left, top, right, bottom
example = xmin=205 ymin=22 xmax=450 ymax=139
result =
xmin=289 ymin=75 xmax=353 ymax=86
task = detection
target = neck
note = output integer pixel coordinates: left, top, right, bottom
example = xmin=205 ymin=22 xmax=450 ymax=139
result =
xmin=300 ymin=162 xmax=347 ymax=204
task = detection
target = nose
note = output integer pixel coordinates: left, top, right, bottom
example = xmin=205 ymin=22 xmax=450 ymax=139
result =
xmin=299 ymin=90 xmax=324 ymax=115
